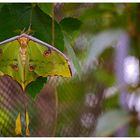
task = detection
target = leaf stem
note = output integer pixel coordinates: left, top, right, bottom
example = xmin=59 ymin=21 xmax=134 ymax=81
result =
xmin=52 ymin=3 xmax=55 ymax=47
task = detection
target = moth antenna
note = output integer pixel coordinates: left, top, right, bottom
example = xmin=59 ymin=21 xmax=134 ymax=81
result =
xmin=27 ymin=24 xmax=32 ymax=34
xmin=14 ymin=29 xmax=22 ymax=34
xmin=21 ymin=28 xmax=26 ymax=34
xmin=27 ymin=4 xmax=33 ymax=35
xmin=26 ymin=24 xmax=35 ymax=35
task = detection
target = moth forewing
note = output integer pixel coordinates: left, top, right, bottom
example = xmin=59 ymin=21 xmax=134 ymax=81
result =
xmin=27 ymin=35 xmax=70 ymax=61
xmin=27 ymin=34 xmax=72 ymax=77
xmin=0 ymin=36 xmax=19 ymax=45
xmin=0 ymin=33 xmax=72 ymax=90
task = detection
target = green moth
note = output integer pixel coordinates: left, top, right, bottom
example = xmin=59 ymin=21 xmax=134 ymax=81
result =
xmin=0 ymin=34 xmax=72 ymax=90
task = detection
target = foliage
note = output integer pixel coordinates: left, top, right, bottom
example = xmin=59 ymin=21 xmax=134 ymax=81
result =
xmin=0 ymin=3 xmax=140 ymax=137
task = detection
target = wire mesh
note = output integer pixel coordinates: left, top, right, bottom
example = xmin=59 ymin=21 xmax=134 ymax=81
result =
xmin=0 ymin=76 xmax=57 ymax=136
xmin=0 ymin=75 xmax=104 ymax=137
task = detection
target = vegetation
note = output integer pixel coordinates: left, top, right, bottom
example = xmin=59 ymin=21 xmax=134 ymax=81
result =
xmin=0 ymin=3 xmax=140 ymax=136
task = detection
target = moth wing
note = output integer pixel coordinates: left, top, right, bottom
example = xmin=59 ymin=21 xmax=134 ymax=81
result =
xmin=0 ymin=40 xmax=24 ymax=85
xmin=27 ymin=40 xmax=72 ymax=79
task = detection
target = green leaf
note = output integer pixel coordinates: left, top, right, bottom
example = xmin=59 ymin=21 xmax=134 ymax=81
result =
xmin=0 ymin=3 xmax=64 ymax=51
xmin=26 ymin=77 xmax=47 ymax=99
xmin=60 ymin=17 xmax=82 ymax=36
xmin=94 ymin=110 xmax=132 ymax=136
xmin=103 ymin=93 xmax=119 ymax=110
xmin=94 ymin=68 xmax=116 ymax=86
xmin=0 ymin=3 xmax=4 ymax=10
xmin=38 ymin=3 xmax=52 ymax=17
xmin=64 ymin=33 xmax=81 ymax=77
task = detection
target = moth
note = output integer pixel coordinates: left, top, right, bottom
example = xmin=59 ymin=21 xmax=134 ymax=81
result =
xmin=0 ymin=34 xmax=72 ymax=90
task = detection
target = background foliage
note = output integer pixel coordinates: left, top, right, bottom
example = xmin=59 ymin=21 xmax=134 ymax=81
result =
xmin=0 ymin=3 xmax=140 ymax=137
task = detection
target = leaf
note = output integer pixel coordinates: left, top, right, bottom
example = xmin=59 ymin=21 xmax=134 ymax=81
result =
xmin=64 ymin=33 xmax=81 ymax=77
xmin=0 ymin=34 xmax=71 ymax=96
xmin=0 ymin=4 xmax=64 ymax=51
xmin=38 ymin=3 xmax=53 ymax=17
xmin=0 ymin=4 xmax=4 ymax=10
xmin=94 ymin=110 xmax=132 ymax=136
xmin=26 ymin=77 xmax=47 ymax=99
xmin=60 ymin=17 xmax=82 ymax=37
xmin=0 ymin=4 xmax=72 ymax=98
xmin=103 ymin=93 xmax=119 ymax=110
xmin=94 ymin=68 xmax=116 ymax=86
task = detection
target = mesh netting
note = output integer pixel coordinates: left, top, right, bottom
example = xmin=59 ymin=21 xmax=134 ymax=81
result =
xmin=0 ymin=76 xmax=57 ymax=136
xmin=0 ymin=76 xmax=104 ymax=137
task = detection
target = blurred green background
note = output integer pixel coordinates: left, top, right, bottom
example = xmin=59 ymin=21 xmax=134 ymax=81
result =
xmin=0 ymin=3 xmax=140 ymax=137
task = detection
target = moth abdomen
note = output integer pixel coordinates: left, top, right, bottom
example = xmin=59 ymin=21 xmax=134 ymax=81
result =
xmin=0 ymin=33 xmax=72 ymax=90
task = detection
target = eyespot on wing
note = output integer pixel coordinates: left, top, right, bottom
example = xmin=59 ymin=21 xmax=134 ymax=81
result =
xmin=44 ymin=49 xmax=51 ymax=57
xmin=29 ymin=64 xmax=36 ymax=72
xmin=11 ymin=64 xmax=18 ymax=71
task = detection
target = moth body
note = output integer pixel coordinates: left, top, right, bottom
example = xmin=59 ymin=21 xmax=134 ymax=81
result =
xmin=0 ymin=33 xmax=72 ymax=90
xmin=18 ymin=37 xmax=29 ymax=65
